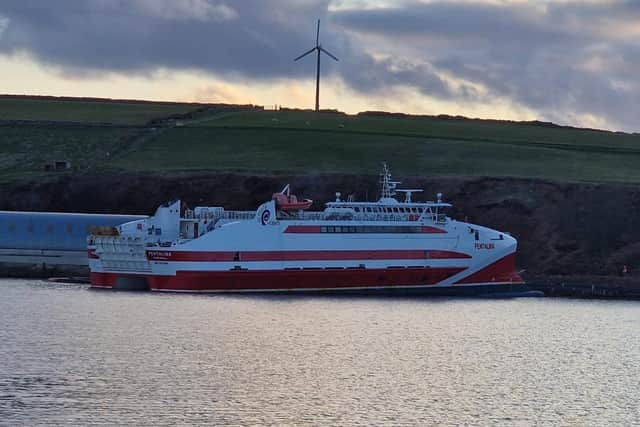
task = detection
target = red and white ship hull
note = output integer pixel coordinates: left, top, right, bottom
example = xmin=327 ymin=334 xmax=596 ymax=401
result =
xmin=89 ymin=219 xmax=524 ymax=295
xmin=88 ymin=167 xmax=527 ymax=296
xmin=90 ymin=255 xmax=522 ymax=295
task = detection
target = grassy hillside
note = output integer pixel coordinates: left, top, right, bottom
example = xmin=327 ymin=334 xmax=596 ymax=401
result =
xmin=0 ymin=125 xmax=136 ymax=181
xmin=113 ymin=109 xmax=640 ymax=182
xmin=0 ymin=96 xmax=199 ymax=125
xmin=2 ymin=97 xmax=640 ymax=183
xmin=196 ymin=110 xmax=640 ymax=151
xmin=110 ymin=126 xmax=640 ymax=182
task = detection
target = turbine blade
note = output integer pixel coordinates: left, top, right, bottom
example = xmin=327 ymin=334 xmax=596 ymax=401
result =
xmin=316 ymin=19 xmax=320 ymax=46
xmin=294 ymin=47 xmax=316 ymax=61
xmin=319 ymin=46 xmax=339 ymax=62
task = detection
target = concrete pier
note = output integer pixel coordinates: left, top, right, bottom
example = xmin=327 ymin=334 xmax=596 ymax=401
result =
xmin=529 ymin=280 xmax=640 ymax=300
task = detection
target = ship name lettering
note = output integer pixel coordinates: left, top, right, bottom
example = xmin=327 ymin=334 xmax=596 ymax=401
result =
xmin=148 ymin=251 xmax=172 ymax=258
xmin=474 ymin=243 xmax=495 ymax=250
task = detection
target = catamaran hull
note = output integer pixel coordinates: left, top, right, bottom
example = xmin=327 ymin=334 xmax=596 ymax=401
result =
xmin=90 ymin=253 xmax=525 ymax=295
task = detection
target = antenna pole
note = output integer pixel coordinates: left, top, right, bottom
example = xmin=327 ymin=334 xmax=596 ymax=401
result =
xmin=315 ymin=48 xmax=321 ymax=112
xmin=315 ymin=19 xmax=321 ymax=111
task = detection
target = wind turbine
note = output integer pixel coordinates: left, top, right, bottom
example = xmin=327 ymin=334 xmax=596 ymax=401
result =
xmin=294 ymin=19 xmax=339 ymax=112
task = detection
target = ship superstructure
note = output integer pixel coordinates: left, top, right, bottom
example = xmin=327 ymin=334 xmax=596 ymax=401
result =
xmin=88 ymin=165 xmax=524 ymax=294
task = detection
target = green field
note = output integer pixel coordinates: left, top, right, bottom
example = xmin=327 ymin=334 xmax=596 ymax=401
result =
xmin=110 ymin=126 xmax=640 ymax=182
xmin=0 ymin=97 xmax=198 ymax=125
xmin=0 ymin=125 xmax=137 ymax=181
xmin=2 ymin=99 xmax=640 ymax=183
xmin=196 ymin=110 xmax=640 ymax=151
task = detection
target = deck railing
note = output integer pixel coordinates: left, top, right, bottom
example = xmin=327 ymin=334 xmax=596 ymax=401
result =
xmin=283 ymin=211 xmax=447 ymax=223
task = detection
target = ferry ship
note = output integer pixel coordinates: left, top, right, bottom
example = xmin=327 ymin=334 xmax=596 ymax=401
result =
xmin=88 ymin=165 xmax=526 ymax=295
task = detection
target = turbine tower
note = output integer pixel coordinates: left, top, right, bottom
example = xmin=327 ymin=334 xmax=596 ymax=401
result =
xmin=294 ymin=19 xmax=339 ymax=112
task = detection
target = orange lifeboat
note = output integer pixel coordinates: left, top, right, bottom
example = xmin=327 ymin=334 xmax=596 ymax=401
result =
xmin=273 ymin=185 xmax=313 ymax=210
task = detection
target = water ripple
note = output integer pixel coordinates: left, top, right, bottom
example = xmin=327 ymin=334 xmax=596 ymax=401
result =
xmin=1 ymin=279 xmax=639 ymax=425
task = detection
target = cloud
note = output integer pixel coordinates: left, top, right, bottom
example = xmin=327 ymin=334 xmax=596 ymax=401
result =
xmin=0 ymin=0 xmax=639 ymax=131
xmin=189 ymin=82 xmax=252 ymax=104
xmin=133 ymin=0 xmax=238 ymax=22
xmin=0 ymin=15 xmax=8 ymax=39
xmin=333 ymin=0 xmax=640 ymax=130
xmin=0 ymin=0 xmax=332 ymax=77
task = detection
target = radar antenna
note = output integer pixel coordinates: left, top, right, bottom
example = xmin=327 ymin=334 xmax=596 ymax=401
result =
xmin=396 ymin=189 xmax=423 ymax=203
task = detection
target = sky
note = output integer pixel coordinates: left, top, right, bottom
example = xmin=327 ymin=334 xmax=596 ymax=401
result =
xmin=0 ymin=0 xmax=639 ymax=132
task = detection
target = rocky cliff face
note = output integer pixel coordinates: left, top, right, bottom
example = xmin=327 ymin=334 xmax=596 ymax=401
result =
xmin=2 ymin=172 xmax=639 ymax=281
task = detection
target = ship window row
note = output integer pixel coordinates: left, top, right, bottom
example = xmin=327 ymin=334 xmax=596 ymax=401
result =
xmin=352 ymin=206 xmax=425 ymax=214
xmin=321 ymin=226 xmax=423 ymax=234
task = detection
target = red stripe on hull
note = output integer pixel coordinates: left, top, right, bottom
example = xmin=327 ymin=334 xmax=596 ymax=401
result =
xmin=454 ymin=253 xmax=523 ymax=284
xmin=146 ymin=249 xmax=471 ymax=262
xmin=90 ymin=267 xmax=467 ymax=292
xmin=284 ymin=226 xmax=322 ymax=233
xmin=421 ymin=226 xmax=447 ymax=234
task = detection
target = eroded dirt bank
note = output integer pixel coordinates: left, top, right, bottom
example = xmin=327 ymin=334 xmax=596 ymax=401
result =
xmin=2 ymin=171 xmax=640 ymax=284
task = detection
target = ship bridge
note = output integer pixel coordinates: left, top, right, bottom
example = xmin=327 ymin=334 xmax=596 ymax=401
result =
xmin=316 ymin=163 xmax=451 ymax=223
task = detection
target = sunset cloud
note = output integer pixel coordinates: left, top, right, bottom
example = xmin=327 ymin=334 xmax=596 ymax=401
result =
xmin=0 ymin=0 xmax=638 ymax=131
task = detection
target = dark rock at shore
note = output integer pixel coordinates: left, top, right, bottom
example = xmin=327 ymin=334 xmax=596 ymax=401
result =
xmin=2 ymin=172 xmax=639 ymax=284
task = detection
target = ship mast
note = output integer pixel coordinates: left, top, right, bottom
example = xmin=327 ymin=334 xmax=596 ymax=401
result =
xmin=379 ymin=163 xmax=400 ymax=201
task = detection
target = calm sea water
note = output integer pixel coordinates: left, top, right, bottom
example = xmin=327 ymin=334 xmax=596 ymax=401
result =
xmin=1 ymin=279 xmax=639 ymax=426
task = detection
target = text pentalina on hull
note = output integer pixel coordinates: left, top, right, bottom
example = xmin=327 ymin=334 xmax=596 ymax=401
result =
xmin=88 ymin=165 xmax=524 ymax=294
